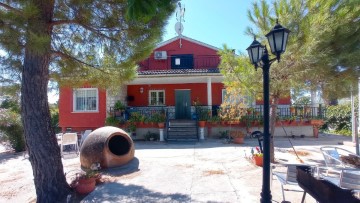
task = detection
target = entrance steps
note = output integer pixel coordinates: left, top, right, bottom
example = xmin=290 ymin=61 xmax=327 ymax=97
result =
xmin=166 ymin=119 xmax=199 ymax=141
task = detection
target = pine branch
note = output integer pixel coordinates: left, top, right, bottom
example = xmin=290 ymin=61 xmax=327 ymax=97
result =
xmin=51 ymin=50 xmax=112 ymax=74
xmin=0 ymin=2 xmax=22 ymax=15
xmin=50 ymin=19 xmax=120 ymax=41
xmin=51 ymin=50 xmax=98 ymax=68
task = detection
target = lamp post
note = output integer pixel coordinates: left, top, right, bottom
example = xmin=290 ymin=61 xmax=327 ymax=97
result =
xmin=246 ymin=19 xmax=290 ymax=203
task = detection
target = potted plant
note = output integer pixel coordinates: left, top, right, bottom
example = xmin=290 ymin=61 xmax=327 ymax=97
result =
xmin=152 ymin=111 xmax=166 ymax=128
xmin=251 ymin=147 xmax=263 ymax=166
xmin=197 ymin=107 xmax=210 ymax=127
xmin=105 ymin=116 xmax=119 ymax=127
xmin=193 ymin=99 xmax=209 ymax=127
xmin=230 ymin=130 xmax=245 ymax=144
xmin=113 ymin=101 xmax=125 ymax=117
xmin=72 ymin=163 xmax=101 ymax=195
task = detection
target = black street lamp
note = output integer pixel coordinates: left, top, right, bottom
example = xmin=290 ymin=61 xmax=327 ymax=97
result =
xmin=246 ymin=19 xmax=290 ymax=203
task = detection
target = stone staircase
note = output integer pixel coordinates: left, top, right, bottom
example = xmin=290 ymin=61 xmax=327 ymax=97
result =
xmin=166 ymin=119 xmax=199 ymax=141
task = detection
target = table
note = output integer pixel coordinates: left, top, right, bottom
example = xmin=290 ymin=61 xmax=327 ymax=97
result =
xmin=296 ymin=166 xmax=360 ymax=203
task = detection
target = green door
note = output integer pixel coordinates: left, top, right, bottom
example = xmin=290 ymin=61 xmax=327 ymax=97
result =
xmin=175 ymin=90 xmax=191 ymax=119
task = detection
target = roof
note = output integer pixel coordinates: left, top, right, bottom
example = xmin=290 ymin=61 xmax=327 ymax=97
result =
xmin=137 ymin=68 xmax=220 ymax=76
xmin=156 ymin=35 xmax=220 ymax=51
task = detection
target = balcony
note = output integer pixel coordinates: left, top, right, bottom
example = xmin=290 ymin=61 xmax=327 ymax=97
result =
xmin=138 ymin=55 xmax=220 ymax=71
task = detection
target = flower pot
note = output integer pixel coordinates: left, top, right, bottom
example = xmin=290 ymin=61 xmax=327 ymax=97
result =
xmin=158 ymin=122 xmax=165 ymax=128
xmin=233 ymin=137 xmax=244 ymax=144
xmin=253 ymin=156 xmax=263 ymax=166
xmin=75 ymin=178 xmax=96 ymax=195
xmin=198 ymin=121 xmax=206 ymax=127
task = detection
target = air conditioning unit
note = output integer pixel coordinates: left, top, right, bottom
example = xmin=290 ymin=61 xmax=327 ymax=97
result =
xmin=154 ymin=51 xmax=167 ymax=60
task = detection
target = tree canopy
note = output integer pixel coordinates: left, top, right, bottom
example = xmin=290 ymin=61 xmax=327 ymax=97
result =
xmin=0 ymin=0 xmax=177 ymax=202
xmin=0 ymin=0 xmax=175 ymax=90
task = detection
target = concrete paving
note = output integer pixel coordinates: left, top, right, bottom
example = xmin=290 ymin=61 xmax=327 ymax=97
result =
xmin=81 ymin=134 xmax=357 ymax=203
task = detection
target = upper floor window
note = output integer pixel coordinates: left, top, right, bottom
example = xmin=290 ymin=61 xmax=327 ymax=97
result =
xmin=171 ymin=54 xmax=194 ymax=69
xmin=149 ymin=90 xmax=165 ymax=106
xmin=73 ymin=88 xmax=98 ymax=112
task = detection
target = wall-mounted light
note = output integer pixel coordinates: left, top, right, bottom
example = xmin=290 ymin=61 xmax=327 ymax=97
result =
xmin=140 ymin=87 xmax=144 ymax=94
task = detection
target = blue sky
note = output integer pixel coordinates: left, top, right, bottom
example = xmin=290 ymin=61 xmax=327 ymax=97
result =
xmin=162 ymin=0 xmax=254 ymax=53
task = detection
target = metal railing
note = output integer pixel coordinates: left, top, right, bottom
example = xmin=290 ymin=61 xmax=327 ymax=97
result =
xmin=110 ymin=105 xmax=326 ymax=122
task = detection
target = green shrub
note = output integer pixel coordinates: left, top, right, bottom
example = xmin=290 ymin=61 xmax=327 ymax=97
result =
xmin=105 ymin=116 xmax=119 ymax=126
xmin=325 ymin=104 xmax=351 ymax=132
xmin=144 ymin=131 xmax=159 ymax=141
xmin=0 ymin=108 xmax=25 ymax=152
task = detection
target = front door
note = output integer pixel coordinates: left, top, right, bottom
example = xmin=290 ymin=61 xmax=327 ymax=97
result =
xmin=175 ymin=90 xmax=191 ymax=119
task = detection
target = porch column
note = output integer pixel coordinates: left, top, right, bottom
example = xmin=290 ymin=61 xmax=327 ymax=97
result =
xmin=207 ymin=77 xmax=212 ymax=109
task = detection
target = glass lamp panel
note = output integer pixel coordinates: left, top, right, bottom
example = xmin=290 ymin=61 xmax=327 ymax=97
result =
xmin=282 ymin=32 xmax=289 ymax=51
xmin=258 ymin=46 xmax=264 ymax=60
xmin=267 ymin=34 xmax=275 ymax=54
xmin=251 ymin=47 xmax=259 ymax=63
xmin=274 ymin=31 xmax=284 ymax=53
xmin=247 ymin=49 xmax=253 ymax=63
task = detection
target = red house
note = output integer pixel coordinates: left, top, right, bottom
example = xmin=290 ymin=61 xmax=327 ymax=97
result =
xmin=59 ymin=36 xmax=225 ymax=132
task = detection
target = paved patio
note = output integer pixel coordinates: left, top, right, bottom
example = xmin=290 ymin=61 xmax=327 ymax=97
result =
xmin=79 ymin=133 xmax=356 ymax=203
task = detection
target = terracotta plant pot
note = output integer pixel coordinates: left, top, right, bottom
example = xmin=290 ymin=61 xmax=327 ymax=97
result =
xmin=198 ymin=121 xmax=206 ymax=127
xmin=233 ymin=137 xmax=244 ymax=144
xmin=158 ymin=122 xmax=165 ymax=128
xmin=75 ymin=178 xmax=96 ymax=195
xmin=253 ymin=156 xmax=263 ymax=166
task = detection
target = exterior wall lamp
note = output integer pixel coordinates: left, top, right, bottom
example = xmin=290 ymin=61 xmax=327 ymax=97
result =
xmin=140 ymin=87 xmax=144 ymax=94
xmin=246 ymin=19 xmax=290 ymax=203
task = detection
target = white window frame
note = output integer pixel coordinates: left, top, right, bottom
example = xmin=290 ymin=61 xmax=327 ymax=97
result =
xmin=73 ymin=88 xmax=99 ymax=112
xmin=222 ymin=89 xmax=227 ymax=103
xmin=148 ymin=90 xmax=165 ymax=106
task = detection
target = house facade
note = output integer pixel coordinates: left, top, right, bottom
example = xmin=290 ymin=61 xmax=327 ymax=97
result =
xmin=59 ymin=36 xmax=226 ymax=132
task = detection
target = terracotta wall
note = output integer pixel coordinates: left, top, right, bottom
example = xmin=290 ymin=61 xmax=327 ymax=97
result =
xmin=59 ymin=86 xmax=107 ymax=132
xmin=127 ymin=83 xmax=224 ymax=107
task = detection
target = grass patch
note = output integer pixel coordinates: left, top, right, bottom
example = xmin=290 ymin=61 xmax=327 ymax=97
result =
xmin=203 ymin=170 xmax=225 ymax=176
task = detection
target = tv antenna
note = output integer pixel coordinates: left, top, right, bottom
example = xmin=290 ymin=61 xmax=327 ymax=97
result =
xmin=175 ymin=2 xmax=185 ymax=48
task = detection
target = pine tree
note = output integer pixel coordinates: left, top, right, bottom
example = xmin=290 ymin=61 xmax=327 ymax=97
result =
xmin=0 ymin=0 xmax=176 ymax=201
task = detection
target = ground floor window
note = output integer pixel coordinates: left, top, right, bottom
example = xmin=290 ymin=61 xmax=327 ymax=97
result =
xmin=73 ymin=88 xmax=98 ymax=112
xmin=149 ymin=90 xmax=165 ymax=106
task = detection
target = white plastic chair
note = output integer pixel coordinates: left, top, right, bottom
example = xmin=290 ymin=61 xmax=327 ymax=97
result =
xmin=60 ymin=133 xmax=79 ymax=156
xmin=320 ymin=146 xmax=360 ymax=176
xmin=80 ymin=130 xmax=92 ymax=146
xmin=272 ymin=164 xmax=305 ymax=202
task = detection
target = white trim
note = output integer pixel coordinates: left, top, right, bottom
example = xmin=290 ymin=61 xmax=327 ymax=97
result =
xmin=156 ymin=35 xmax=220 ymax=51
xmin=222 ymin=89 xmax=227 ymax=103
xmin=73 ymin=88 xmax=99 ymax=112
xmin=148 ymin=90 xmax=165 ymax=106
xmin=207 ymin=77 xmax=212 ymax=107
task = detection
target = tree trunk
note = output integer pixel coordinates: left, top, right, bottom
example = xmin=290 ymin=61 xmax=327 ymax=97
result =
xmin=21 ymin=1 xmax=70 ymax=202
xmin=269 ymin=96 xmax=279 ymax=163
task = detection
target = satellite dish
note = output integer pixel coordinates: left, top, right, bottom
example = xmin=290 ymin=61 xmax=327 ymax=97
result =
xmin=175 ymin=22 xmax=184 ymax=35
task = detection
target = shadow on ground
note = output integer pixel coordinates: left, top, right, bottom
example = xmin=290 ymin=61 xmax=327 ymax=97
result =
xmin=83 ymin=182 xmax=191 ymax=203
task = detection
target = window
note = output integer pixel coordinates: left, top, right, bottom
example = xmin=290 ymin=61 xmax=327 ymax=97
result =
xmin=73 ymin=88 xmax=98 ymax=112
xmin=149 ymin=90 xmax=165 ymax=106
xmin=171 ymin=54 xmax=194 ymax=69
